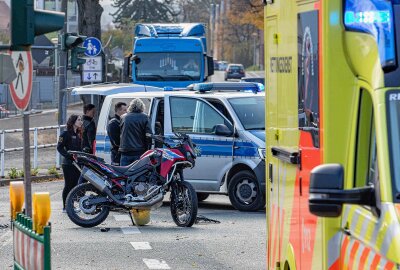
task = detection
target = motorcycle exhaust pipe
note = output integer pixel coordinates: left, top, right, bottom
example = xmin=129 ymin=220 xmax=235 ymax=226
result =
xmin=81 ymin=167 xmax=108 ymax=192
xmin=123 ymin=193 xmax=163 ymax=209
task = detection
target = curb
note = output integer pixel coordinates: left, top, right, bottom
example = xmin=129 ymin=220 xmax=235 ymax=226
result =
xmin=0 ymin=174 xmax=64 ymax=187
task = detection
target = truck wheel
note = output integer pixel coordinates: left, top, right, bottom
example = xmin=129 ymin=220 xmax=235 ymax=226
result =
xmin=196 ymin=193 xmax=209 ymax=202
xmin=228 ymin=171 xmax=264 ymax=211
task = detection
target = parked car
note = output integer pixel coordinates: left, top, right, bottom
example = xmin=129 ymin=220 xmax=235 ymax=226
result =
xmin=218 ymin=61 xmax=228 ymax=71
xmin=213 ymin=60 xmax=220 ymax=70
xmin=225 ymin=64 xmax=245 ymax=81
xmin=241 ymin=77 xmax=265 ymax=86
xmin=86 ymin=82 xmax=266 ymax=211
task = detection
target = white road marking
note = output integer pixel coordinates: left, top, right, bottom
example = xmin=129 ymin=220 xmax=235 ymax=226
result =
xmin=130 ymin=242 xmax=152 ymax=250
xmin=143 ymin=258 xmax=171 ymax=269
xmin=114 ymin=215 xmax=131 ymax=222
xmin=120 ymin=226 xmax=141 ymax=234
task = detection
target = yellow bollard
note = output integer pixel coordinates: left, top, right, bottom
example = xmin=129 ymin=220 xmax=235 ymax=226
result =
xmin=130 ymin=209 xmax=151 ymax=226
xmin=9 ymin=181 xmax=24 ymax=220
xmin=33 ymin=192 xmax=51 ymax=234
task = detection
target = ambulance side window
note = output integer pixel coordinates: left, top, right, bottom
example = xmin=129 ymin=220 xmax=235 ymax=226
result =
xmin=355 ymin=90 xmax=376 ymax=187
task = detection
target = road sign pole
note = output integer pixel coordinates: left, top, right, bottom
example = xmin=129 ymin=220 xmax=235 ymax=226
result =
xmin=23 ymin=111 xmax=32 ymax=217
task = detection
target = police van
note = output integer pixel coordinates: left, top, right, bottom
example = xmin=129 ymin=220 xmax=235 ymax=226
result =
xmin=77 ymin=82 xmax=266 ymax=211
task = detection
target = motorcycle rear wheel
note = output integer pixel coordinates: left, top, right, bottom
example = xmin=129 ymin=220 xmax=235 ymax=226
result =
xmin=66 ymin=183 xmax=110 ymax=228
xmin=170 ymin=180 xmax=198 ymax=227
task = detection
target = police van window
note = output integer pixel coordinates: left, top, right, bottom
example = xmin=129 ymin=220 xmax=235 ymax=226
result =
xmin=108 ymin=98 xmax=151 ymax=119
xmin=204 ymin=99 xmax=233 ymax=124
xmin=354 ymin=89 xmax=375 ymax=188
xmin=228 ymin=96 xmax=265 ymax=130
xmin=170 ymin=97 xmax=231 ymax=134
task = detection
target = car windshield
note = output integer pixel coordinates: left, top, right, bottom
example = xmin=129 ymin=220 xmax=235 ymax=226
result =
xmin=228 ymin=96 xmax=265 ymax=130
xmin=135 ymin=52 xmax=201 ymax=81
xmin=387 ymin=90 xmax=400 ymax=197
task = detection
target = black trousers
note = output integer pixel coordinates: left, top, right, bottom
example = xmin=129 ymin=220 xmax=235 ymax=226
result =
xmin=111 ymin=149 xmax=121 ymax=165
xmin=62 ymin=164 xmax=80 ymax=209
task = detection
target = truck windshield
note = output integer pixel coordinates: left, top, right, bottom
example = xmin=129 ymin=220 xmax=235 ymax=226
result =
xmin=387 ymin=90 xmax=400 ymax=197
xmin=135 ymin=53 xmax=201 ymax=81
xmin=228 ymin=96 xmax=265 ymax=130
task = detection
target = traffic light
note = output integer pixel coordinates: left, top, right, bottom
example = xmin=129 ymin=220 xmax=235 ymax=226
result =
xmin=61 ymin=33 xmax=87 ymax=71
xmin=11 ymin=0 xmax=64 ymax=50
xmin=71 ymin=46 xmax=86 ymax=72
xmin=61 ymin=33 xmax=86 ymax=51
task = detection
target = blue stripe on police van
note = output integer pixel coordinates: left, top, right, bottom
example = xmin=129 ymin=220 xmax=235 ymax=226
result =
xmin=96 ymin=135 xmax=259 ymax=157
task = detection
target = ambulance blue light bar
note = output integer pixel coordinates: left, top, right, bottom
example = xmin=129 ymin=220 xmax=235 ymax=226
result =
xmin=189 ymin=82 xmax=264 ymax=94
xmin=344 ymin=0 xmax=396 ymax=70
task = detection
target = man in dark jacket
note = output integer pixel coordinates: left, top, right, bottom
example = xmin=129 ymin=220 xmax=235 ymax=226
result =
xmin=82 ymin=103 xmax=96 ymax=154
xmin=119 ymin=98 xmax=152 ymax=166
xmin=107 ymin=102 xmax=127 ymax=165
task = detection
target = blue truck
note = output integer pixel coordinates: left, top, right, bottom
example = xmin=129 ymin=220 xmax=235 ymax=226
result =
xmin=128 ymin=23 xmax=214 ymax=88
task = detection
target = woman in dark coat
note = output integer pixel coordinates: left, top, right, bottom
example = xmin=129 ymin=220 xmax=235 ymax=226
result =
xmin=57 ymin=114 xmax=83 ymax=212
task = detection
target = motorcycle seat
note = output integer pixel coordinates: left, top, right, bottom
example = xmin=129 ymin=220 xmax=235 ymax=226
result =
xmin=110 ymin=165 xmax=131 ymax=174
xmin=110 ymin=160 xmax=139 ymax=173
xmin=110 ymin=158 xmax=149 ymax=175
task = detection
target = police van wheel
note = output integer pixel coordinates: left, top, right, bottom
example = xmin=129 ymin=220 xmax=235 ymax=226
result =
xmin=196 ymin=193 xmax=210 ymax=202
xmin=228 ymin=171 xmax=264 ymax=212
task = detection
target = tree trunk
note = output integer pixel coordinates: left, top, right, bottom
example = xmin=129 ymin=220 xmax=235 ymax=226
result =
xmin=76 ymin=0 xmax=103 ymax=39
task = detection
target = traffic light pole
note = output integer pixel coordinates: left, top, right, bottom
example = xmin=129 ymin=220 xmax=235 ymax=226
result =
xmin=58 ymin=0 xmax=68 ymax=127
xmin=23 ymin=111 xmax=32 ymax=217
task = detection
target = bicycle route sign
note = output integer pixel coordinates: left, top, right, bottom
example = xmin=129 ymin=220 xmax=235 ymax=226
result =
xmin=82 ymin=56 xmax=103 ymax=83
xmin=9 ymin=50 xmax=33 ymax=111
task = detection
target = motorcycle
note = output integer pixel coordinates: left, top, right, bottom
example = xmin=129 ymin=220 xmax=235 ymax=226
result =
xmin=65 ymin=133 xmax=198 ymax=228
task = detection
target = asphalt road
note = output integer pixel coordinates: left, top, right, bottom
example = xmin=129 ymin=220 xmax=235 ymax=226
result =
xmin=0 ymin=181 xmax=266 ymax=270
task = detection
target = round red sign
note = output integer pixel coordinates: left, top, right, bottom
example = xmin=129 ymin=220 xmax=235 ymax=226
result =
xmin=9 ymin=51 xmax=33 ymax=111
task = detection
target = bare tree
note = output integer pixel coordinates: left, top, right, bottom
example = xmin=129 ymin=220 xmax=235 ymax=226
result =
xmin=77 ymin=0 xmax=104 ymax=39
xmin=112 ymin=0 xmax=179 ymax=25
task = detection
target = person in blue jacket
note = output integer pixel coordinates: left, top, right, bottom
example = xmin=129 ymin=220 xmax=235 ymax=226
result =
xmin=57 ymin=114 xmax=83 ymax=212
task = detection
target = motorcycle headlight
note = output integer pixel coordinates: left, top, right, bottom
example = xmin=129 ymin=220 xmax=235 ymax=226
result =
xmin=258 ymin=148 xmax=266 ymax=160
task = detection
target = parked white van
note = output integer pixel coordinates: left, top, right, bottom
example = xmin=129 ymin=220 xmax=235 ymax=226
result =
xmin=85 ymin=82 xmax=266 ymax=211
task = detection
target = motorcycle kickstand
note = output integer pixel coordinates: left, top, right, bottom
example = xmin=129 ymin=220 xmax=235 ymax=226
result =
xmin=128 ymin=211 xmax=136 ymax=226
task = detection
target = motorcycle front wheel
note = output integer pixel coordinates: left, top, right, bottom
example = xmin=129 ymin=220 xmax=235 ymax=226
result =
xmin=66 ymin=183 xmax=110 ymax=228
xmin=170 ymin=180 xmax=198 ymax=227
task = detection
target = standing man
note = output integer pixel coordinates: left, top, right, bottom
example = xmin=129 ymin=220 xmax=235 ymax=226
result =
xmin=119 ymin=98 xmax=152 ymax=166
xmin=107 ymin=102 xmax=127 ymax=165
xmin=82 ymin=103 xmax=96 ymax=154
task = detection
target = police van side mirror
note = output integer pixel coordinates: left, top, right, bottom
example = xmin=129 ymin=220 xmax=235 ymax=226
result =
xmin=309 ymin=164 xmax=374 ymax=217
xmin=213 ymin=124 xmax=233 ymax=136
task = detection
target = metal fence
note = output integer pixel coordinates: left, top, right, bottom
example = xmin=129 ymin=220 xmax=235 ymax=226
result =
xmin=0 ymin=74 xmax=81 ymax=119
xmin=0 ymin=125 xmax=65 ymax=177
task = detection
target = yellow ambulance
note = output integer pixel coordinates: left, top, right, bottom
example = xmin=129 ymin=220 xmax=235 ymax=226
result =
xmin=265 ymin=0 xmax=400 ymax=269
